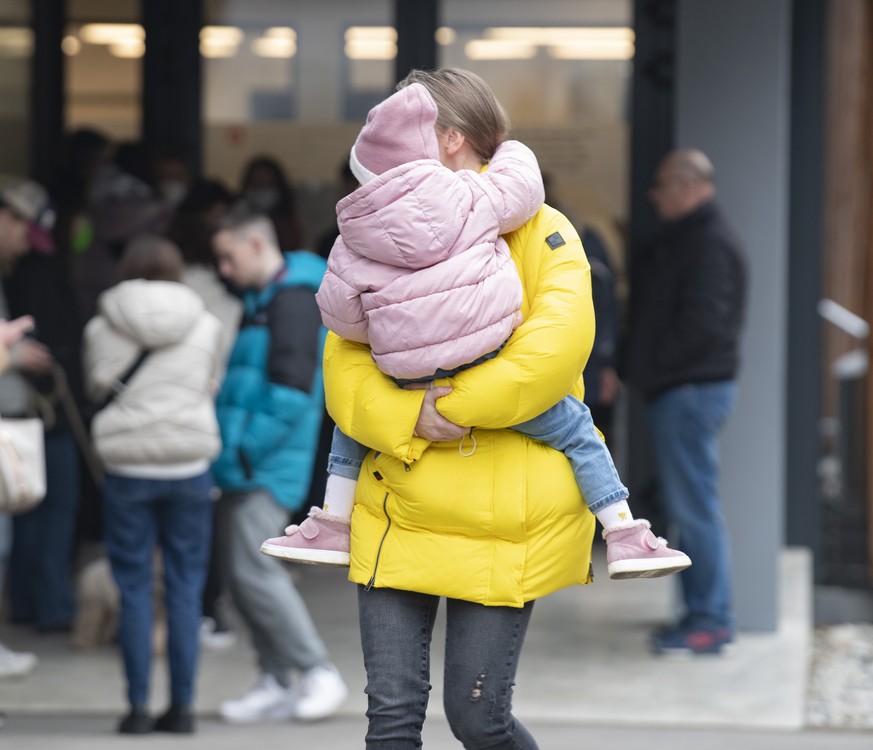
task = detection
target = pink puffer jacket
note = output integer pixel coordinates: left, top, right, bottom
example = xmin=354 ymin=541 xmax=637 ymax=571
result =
xmin=316 ymin=141 xmax=543 ymax=380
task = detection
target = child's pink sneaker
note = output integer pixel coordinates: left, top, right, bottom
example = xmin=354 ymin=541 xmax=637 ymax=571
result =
xmin=603 ymin=519 xmax=691 ymax=580
xmin=260 ymin=508 xmax=350 ymax=567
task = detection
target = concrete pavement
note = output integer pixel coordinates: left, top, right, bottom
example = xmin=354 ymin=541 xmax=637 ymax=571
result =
xmin=3 ymin=714 xmax=873 ymax=749
xmin=2 ymin=546 xmax=866 ymax=748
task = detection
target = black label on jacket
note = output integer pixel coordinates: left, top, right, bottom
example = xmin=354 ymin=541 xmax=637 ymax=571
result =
xmin=546 ymin=232 xmax=566 ymax=249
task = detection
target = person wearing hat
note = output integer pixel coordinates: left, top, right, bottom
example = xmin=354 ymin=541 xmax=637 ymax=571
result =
xmin=0 ymin=176 xmax=55 ymax=679
xmin=0 ymin=175 xmax=84 ymax=638
xmin=261 ymin=79 xmax=690 ymax=585
xmin=0 ymin=175 xmax=54 ymax=428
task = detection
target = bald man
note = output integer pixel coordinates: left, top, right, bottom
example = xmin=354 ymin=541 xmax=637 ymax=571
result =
xmin=625 ymin=148 xmax=748 ymax=655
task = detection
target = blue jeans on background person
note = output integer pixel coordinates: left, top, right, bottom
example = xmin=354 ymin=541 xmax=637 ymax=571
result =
xmin=358 ymin=585 xmax=538 ymax=749
xmin=647 ymin=380 xmax=737 ymax=633
xmin=103 ymin=471 xmax=214 ymax=709
xmin=329 ymin=393 xmax=628 ymax=511
xmin=10 ymin=430 xmax=79 ymax=630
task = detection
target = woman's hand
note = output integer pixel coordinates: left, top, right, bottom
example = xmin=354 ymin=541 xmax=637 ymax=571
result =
xmin=12 ymin=338 xmax=53 ymax=375
xmin=404 ymin=382 xmax=469 ymax=442
xmin=0 ymin=316 xmax=34 ymax=347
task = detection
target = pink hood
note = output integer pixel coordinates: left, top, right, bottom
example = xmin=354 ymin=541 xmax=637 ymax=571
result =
xmin=316 ymin=140 xmax=543 ymax=380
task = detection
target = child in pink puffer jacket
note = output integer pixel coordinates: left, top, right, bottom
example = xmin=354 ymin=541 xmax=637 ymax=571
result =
xmin=261 ymin=81 xmax=690 ymax=581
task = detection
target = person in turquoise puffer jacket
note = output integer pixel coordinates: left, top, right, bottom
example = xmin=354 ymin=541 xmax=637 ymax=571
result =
xmin=210 ymin=204 xmax=348 ymax=725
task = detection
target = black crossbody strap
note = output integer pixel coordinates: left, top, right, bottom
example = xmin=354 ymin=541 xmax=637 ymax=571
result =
xmin=97 ymin=349 xmax=151 ymax=412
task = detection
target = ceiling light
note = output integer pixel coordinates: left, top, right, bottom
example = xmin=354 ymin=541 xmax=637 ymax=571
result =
xmin=251 ymin=26 xmax=297 ymax=58
xmin=200 ymin=26 xmax=244 ymax=45
xmin=61 ymin=34 xmax=81 ymax=56
xmin=252 ymin=37 xmax=297 ymax=58
xmin=264 ymin=27 xmax=296 ymax=41
xmin=345 ymin=39 xmax=397 ymax=60
xmin=465 ymin=39 xmax=537 ymax=61
xmin=109 ymin=38 xmax=145 ymax=58
xmin=0 ymin=27 xmax=32 ymax=56
xmin=79 ymin=23 xmax=144 ymax=45
xmin=548 ymin=40 xmax=634 ymax=60
xmin=435 ymin=27 xmax=456 ymax=45
xmin=201 ymin=40 xmax=237 ymax=58
xmin=200 ymin=25 xmax=243 ymax=59
xmin=471 ymin=27 xmax=635 ymax=61
xmin=484 ymin=27 xmax=634 ymax=46
xmin=345 ymin=26 xmax=397 ymax=43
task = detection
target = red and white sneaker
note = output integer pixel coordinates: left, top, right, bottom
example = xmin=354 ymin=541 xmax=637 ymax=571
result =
xmin=260 ymin=507 xmax=350 ymax=567
xmin=603 ymin=519 xmax=691 ymax=580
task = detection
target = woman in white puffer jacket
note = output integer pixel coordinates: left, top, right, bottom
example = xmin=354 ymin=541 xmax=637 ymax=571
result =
xmin=83 ymin=234 xmax=223 ymax=735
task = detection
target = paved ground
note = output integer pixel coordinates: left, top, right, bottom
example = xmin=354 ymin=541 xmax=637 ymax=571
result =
xmin=3 ymin=714 xmax=873 ymax=749
xmin=1 ymin=546 xmax=870 ymax=747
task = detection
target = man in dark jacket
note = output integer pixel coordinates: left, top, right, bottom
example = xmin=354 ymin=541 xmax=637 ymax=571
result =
xmin=625 ymin=149 xmax=747 ymax=655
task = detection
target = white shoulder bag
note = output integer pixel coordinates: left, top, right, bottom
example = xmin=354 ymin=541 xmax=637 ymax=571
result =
xmin=0 ymin=416 xmax=46 ymax=514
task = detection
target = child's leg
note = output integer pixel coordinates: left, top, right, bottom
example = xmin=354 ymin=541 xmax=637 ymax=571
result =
xmin=323 ymin=426 xmax=369 ymax=520
xmin=259 ymin=426 xmax=366 ymax=566
xmin=512 ymin=395 xmax=630 ymax=526
xmin=513 ymin=396 xmax=690 ymax=579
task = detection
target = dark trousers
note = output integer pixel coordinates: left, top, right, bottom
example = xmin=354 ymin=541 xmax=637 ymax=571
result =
xmin=358 ymin=586 xmax=539 ymax=749
xmin=10 ymin=430 xmax=79 ymax=630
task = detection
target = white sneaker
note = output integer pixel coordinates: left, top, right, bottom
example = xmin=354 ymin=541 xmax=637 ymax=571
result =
xmin=294 ymin=663 xmax=348 ymax=721
xmin=199 ymin=616 xmax=238 ymax=651
xmin=0 ymin=644 xmax=37 ymax=679
xmin=219 ymin=673 xmax=296 ymax=724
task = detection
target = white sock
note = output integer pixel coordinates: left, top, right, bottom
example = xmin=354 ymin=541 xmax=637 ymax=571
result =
xmin=322 ymin=474 xmax=357 ymax=521
xmin=595 ymin=500 xmax=634 ymax=530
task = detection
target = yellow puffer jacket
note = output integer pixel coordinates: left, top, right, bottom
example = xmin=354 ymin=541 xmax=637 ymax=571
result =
xmin=323 ymin=204 xmax=597 ymax=607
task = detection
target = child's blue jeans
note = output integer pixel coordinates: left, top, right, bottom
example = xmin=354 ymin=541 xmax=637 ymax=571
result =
xmin=328 ymin=393 xmax=628 ymax=513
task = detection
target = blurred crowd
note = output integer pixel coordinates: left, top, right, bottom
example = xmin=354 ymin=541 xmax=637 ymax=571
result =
xmin=0 ymin=129 xmax=366 ymax=718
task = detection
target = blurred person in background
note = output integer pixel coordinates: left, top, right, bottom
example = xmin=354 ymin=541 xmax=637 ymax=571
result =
xmin=2 ymin=177 xmax=84 ymax=635
xmin=73 ymin=141 xmax=171 ymax=322
xmin=0 ymin=314 xmax=40 ymax=681
xmin=314 ymin=157 xmax=358 ymax=260
xmin=542 ymin=172 xmax=622 ymax=445
xmin=240 ymin=156 xmax=304 ymax=252
xmin=168 ymin=177 xmax=242 ymax=359
xmin=0 ymin=178 xmax=53 ymax=679
xmin=210 ymin=205 xmax=347 ymax=725
xmin=49 ymin=129 xmax=112 ymax=548
xmin=624 ymin=148 xmax=747 ymax=656
xmin=83 ymin=235 xmax=223 ymax=734
xmin=151 ymin=148 xmax=192 ymax=210
xmin=50 ymin=128 xmax=111 ymax=274
xmin=304 ymin=156 xmax=359 ymax=525
xmin=167 ymin=177 xmax=243 ymax=649
xmin=578 ymin=227 xmax=622 ymax=445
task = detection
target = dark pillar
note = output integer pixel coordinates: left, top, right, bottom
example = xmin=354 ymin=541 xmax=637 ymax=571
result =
xmin=785 ymin=0 xmax=825 ymax=575
xmin=141 ymin=0 xmax=203 ymax=175
xmin=30 ymin=0 xmax=65 ymax=185
xmin=394 ymin=0 xmax=438 ymax=84
xmin=629 ymin=0 xmax=676 ymax=248
xmin=625 ymin=0 xmax=676 ymax=521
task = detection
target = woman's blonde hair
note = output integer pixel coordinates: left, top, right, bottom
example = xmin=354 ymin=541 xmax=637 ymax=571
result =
xmin=117 ymin=234 xmax=184 ymax=283
xmin=398 ymin=68 xmax=510 ymax=162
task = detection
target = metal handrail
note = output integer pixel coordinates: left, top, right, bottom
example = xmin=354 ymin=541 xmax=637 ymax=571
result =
xmin=818 ymin=298 xmax=870 ymax=341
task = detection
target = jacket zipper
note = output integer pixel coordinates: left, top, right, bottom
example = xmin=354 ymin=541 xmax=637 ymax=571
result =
xmin=365 ymin=492 xmax=391 ymax=590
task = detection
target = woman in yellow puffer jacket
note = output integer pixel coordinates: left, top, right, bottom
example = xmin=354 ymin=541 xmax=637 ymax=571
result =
xmin=324 ymin=68 xmax=597 ymax=749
